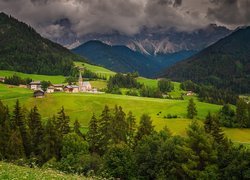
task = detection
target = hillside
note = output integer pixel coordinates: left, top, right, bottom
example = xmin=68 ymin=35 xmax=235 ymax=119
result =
xmin=0 ymin=12 xmax=84 ymax=76
xmin=72 ymin=40 xmax=161 ymax=77
xmin=162 ymin=27 xmax=250 ymax=93
xmin=0 ymin=162 xmax=84 ymax=179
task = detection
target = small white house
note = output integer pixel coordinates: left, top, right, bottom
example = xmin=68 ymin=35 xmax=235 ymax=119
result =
xmin=71 ymin=85 xmax=79 ymax=93
xmin=47 ymin=86 xmax=54 ymax=93
xmin=30 ymin=81 xmax=41 ymax=91
xmin=53 ymin=84 xmax=64 ymax=92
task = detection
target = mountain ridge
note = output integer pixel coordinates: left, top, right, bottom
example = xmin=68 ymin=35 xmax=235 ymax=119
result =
xmin=161 ymin=26 xmax=250 ymax=93
xmin=0 ymin=12 xmax=84 ymax=76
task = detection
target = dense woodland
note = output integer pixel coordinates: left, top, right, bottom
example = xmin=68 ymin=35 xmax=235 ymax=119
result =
xmin=163 ymin=27 xmax=250 ymax=94
xmin=0 ymin=100 xmax=250 ymax=179
xmin=181 ymin=80 xmax=239 ymax=105
xmin=107 ymin=73 xmax=173 ymax=98
xmin=0 ymin=13 xmax=84 ymax=75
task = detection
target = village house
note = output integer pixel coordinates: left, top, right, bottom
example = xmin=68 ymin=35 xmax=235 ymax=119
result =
xmin=64 ymin=85 xmax=79 ymax=93
xmin=34 ymin=90 xmax=45 ymax=98
xmin=30 ymin=81 xmax=41 ymax=90
xmin=186 ymin=91 xmax=194 ymax=96
xmin=53 ymin=84 xmax=64 ymax=92
xmin=0 ymin=76 xmax=5 ymax=83
xmin=47 ymin=86 xmax=54 ymax=93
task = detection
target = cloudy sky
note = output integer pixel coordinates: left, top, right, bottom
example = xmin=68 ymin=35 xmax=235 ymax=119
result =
xmin=0 ymin=0 xmax=250 ymax=40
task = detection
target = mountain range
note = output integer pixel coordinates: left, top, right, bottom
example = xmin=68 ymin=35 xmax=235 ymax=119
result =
xmin=161 ymin=26 xmax=250 ymax=93
xmin=70 ymin=25 xmax=232 ymax=77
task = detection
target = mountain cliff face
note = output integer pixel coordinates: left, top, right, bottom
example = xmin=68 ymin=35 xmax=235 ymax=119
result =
xmin=0 ymin=12 xmax=83 ymax=75
xmin=161 ymin=27 xmax=250 ymax=93
xmin=66 ymin=24 xmax=231 ymax=56
xmin=72 ymin=41 xmax=161 ymax=77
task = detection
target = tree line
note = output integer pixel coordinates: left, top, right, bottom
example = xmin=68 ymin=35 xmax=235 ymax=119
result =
xmin=4 ymin=75 xmax=32 ymax=86
xmin=1 ymin=100 xmax=250 ymax=179
xmin=181 ymin=80 xmax=239 ymax=105
xmin=107 ymin=73 xmax=174 ymax=98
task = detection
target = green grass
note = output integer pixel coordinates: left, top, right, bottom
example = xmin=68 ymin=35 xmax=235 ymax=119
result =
xmin=74 ymin=61 xmax=116 ymax=78
xmin=1 ymin=83 xmax=250 ymax=144
xmin=0 ymin=70 xmax=66 ymax=84
xmin=137 ymin=77 xmax=185 ymax=98
xmin=0 ymin=83 xmax=220 ymax=132
xmin=0 ymin=162 xmax=85 ymax=180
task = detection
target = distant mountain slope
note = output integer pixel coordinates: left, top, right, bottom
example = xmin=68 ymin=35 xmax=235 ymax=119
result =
xmin=0 ymin=12 xmax=83 ymax=75
xmin=72 ymin=40 xmax=161 ymax=77
xmin=161 ymin=27 xmax=250 ymax=93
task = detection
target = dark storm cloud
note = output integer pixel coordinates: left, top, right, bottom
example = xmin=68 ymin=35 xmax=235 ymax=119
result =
xmin=0 ymin=0 xmax=249 ymax=40
xmin=207 ymin=0 xmax=250 ymax=26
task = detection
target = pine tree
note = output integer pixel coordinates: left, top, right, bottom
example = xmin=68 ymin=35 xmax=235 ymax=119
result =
xmin=98 ymin=105 xmax=112 ymax=154
xmin=185 ymin=120 xmax=218 ymax=179
xmin=204 ymin=112 xmax=213 ymax=133
xmin=86 ymin=114 xmax=99 ymax=153
xmin=28 ymin=106 xmax=44 ymax=157
xmin=41 ymin=117 xmax=62 ymax=161
xmin=135 ymin=114 xmax=154 ymax=143
xmin=56 ymin=106 xmax=70 ymax=135
xmin=127 ymin=111 xmax=136 ymax=147
xmin=236 ymin=99 xmax=248 ymax=128
xmin=187 ymin=98 xmax=197 ymax=119
xmin=74 ymin=119 xmax=84 ymax=139
xmin=0 ymin=101 xmax=11 ymax=159
xmin=12 ymin=100 xmax=30 ymax=157
xmin=111 ymin=105 xmax=128 ymax=144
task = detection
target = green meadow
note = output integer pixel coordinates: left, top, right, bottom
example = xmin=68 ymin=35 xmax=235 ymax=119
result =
xmin=0 ymin=70 xmax=66 ymax=84
xmin=2 ymin=83 xmax=250 ymax=144
xmin=0 ymin=162 xmax=85 ymax=180
xmin=74 ymin=61 xmax=115 ymax=78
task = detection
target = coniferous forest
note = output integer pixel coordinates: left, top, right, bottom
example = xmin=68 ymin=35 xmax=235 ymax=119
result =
xmin=0 ymin=13 xmax=84 ymax=75
xmin=1 ymin=100 xmax=250 ymax=179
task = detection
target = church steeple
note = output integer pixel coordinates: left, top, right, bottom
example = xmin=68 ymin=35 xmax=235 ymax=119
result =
xmin=79 ymin=69 xmax=83 ymax=86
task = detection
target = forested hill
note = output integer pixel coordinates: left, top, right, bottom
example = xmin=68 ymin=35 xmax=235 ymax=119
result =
xmin=72 ymin=40 xmax=161 ymax=77
xmin=161 ymin=26 xmax=250 ymax=93
xmin=0 ymin=12 xmax=84 ymax=75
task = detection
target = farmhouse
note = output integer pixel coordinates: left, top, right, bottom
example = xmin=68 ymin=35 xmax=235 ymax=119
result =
xmin=34 ymin=90 xmax=45 ymax=98
xmin=47 ymin=86 xmax=54 ymax=93
xmin=186 ymin=91 xmax=194 ymax=96
xmin=0 ymin=76 xmax=5 ymax=83
xmin=53 ymin=84 xmax=64 ymax=92
xmin=64 ymin=85 xmax=79 ymax=93
xmin=30 ymin=81 xmax=41 ymax=90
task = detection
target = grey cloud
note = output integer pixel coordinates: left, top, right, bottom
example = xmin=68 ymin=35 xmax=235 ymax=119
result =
xmin=207 ymin=0 xmax=250 ymax=26
xmin=0 ymin=0 xmax=249 ymax=41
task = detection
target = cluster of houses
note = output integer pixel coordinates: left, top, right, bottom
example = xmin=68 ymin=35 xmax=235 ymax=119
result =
xmin=31 ymin=71 xmax=98 ymax=98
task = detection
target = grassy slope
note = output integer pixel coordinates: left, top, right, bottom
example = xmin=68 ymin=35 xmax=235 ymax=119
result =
xmin=0 ymin=70 xmax=66 ymax=84
xmin=0 ymin=68 xmax=249 ymax=144
xmin=0 ymin=162 xmax=85 ymax=180
xmin=74 ymin=61 xmax=115 ymax=78
xmin=0 ymin=83 xmax=223 ymax=137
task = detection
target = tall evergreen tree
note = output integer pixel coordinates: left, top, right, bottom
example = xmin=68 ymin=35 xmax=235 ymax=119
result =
xmin=86 ymin=114 xmax=99 ymax=153
xmin=236 ymin=99 xmax=248 ymax=128
xmin=73 ymin=119 xmax=84 ymax=139
xmin=42 ymin=116 xmax=61 ymax=162
xmin=111 ymin=105 xmax=128 ymax=144
xmin=135 ymin=114 xmax=154 ymax=143
xmin=0 ymin=101 xmax=11 ymax=159
xmin=28 ymin=106 xmax=44 ymax=157
xmin=12 ymin=100 xmax=30 ymax=157
xmin=56 ymin=106 xmax=70 ymax=135
xmin=98 ymin=105 xmax=112 ymax=154
xmin=127 ymin=111 xmax=136 ymax=147
xmin=187 ymin=98 xmax=197 ymax=119
xmin=185 ymin=120 xmax=218 ymax=179
xmin=204 ymin=112 xmax=213 ymax=133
